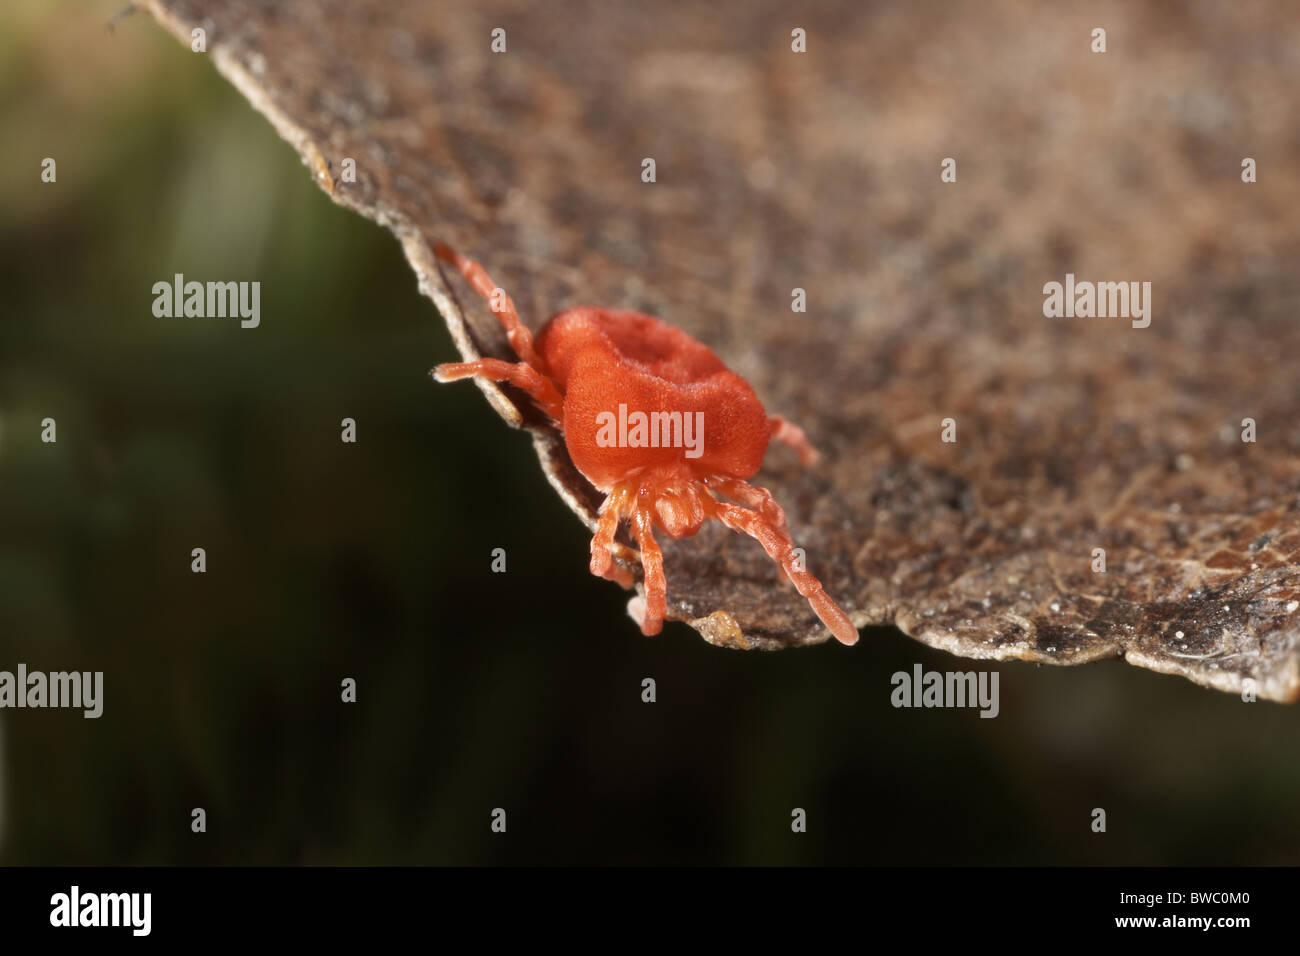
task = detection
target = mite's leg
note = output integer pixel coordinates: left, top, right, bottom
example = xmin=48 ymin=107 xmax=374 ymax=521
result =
xmin=705 ymin=477 xmax=795 ymax=550
xmin=607 ymin=541 xmax=641 ymax=570
xmin=630 ymin=507 xmax=668 ymax=636
xmin=434 ymin=244 xmax=543 ymax=369
xmin=433 ymin=358 xmax=564 ymax=423
xmin=709 ymin=500 xmax=858 ymax=646
xmin=590 ymin=488 xmax=636 ymax=588
xmin=705 ymin=476 xmax=795 ymax=583
xmin=769 ymin=415 xmax=820 ymax=467
xmin=602 ymin=558 xmax=638 ymax=590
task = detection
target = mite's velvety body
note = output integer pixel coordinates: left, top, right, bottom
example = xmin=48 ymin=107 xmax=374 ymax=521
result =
xmin=433 ymin=244 xmax=857 ymax=645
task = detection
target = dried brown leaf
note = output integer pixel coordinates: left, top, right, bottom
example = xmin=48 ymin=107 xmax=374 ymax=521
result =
xmin=143 ymin=0 xmax=1300 ymax=700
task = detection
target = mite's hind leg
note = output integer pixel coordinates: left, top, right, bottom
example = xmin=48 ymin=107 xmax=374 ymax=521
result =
xmin=769 ymin=415 xmax=820 ymax=467
xmin=434 ymin=244 xmax=543 ymax=369
xmin=433 ymin=357 xmax=564 ymax=423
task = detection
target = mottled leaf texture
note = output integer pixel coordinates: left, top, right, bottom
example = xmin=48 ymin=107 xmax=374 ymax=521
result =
xmin=144 ymin=0 xmax=1300 ymax=700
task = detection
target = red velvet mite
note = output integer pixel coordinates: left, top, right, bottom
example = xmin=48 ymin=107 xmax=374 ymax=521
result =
xmin=432 ymin=244 xmax=858 ymax=646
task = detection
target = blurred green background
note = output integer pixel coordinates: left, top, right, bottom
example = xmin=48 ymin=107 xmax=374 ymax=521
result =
xmin=0 ymin=0 xmax=1297 ymax=865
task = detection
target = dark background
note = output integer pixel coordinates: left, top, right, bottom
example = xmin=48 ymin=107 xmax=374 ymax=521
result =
xmin=0 ymin=1 xmax=1297 ymax=865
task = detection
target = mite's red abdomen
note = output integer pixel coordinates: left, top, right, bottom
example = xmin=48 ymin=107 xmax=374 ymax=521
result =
xmin=535 ymin=308 xmax=771 ymax=489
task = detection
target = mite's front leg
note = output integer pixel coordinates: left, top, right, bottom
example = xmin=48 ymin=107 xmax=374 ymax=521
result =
xmin=710 ymin=501 xmax=858 ymax=646
xmin=706 ymin=476 xmax=795 ymax=549
xmin=590 ymin=489 xmax=636 ymax=588
xmin=630 ymin=508 xmax=667 ymax=636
